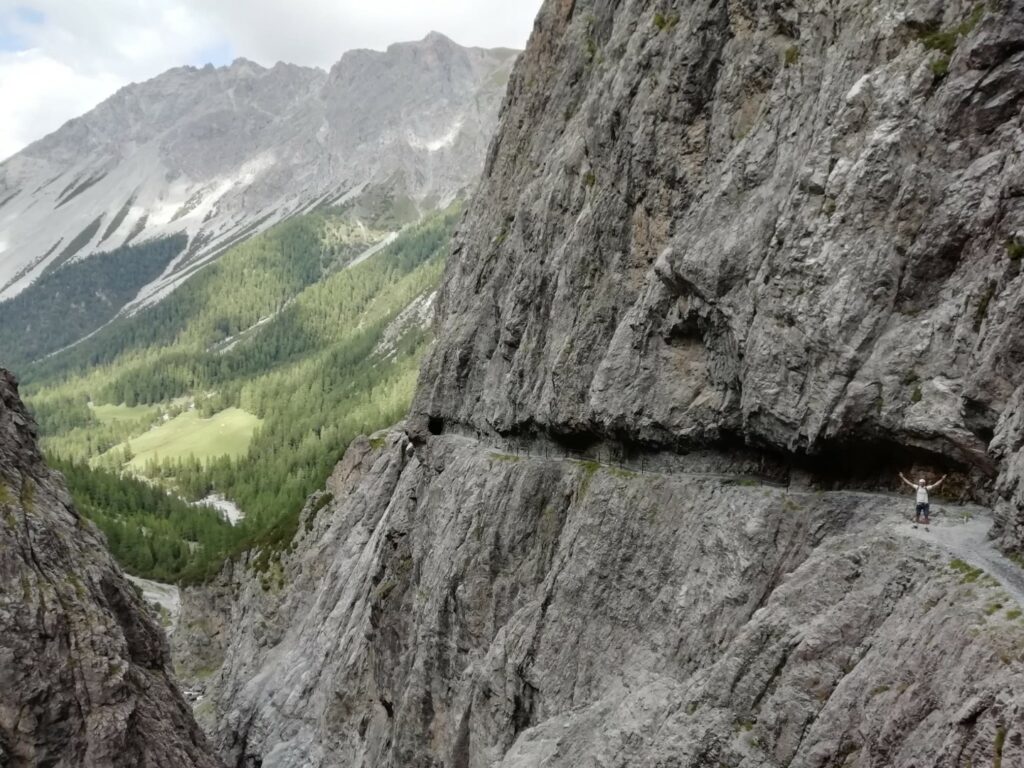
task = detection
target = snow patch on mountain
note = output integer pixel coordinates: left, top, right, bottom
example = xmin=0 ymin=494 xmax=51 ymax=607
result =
xmin=407 ymin=118 xmax=465 ymax=152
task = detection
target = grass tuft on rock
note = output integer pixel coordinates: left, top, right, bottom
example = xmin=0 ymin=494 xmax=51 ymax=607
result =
xmin=918 ymin=5 xmax=985 ymax=55
xmin=19 ymin=479 xmax=35 ymax=511
xmin=973 ymin=280 xmax=998 ymax=332
xmin=949 ymin=558 xmax=985 ymax=583
xmin=653 ymin=12 xmax=680 ymax=32
xmin=930 ymin=55 xmax=950 ymax=79
xmin=1006 ymin=237 xmax=1024 ymax=262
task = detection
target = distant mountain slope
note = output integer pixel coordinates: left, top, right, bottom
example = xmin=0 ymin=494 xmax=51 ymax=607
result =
xmin=24 ymin=208 xmax=455 ymax=583
xmin=0 ymin=32 xmax=516 ymax=309
xmin=0 ymin=235 xmax=186 ymax=370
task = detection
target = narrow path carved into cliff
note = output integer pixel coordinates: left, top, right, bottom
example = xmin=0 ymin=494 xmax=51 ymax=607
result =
xmin=443 ymin=433 xmax=1024 ymax=608
xmin=896 ymin=516 xmax=1024 ymax=608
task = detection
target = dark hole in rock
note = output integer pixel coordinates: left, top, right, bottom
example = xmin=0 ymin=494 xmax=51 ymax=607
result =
xmin=800 ymin=435 xmax=968 ymax=490
xmin=549 ymin=429 xmax=601 ymax=453
xmin=511 ymin=682 xmax=537 ymax=737
xmin=427 ymin=416 xmax=445 ymax=435
xmin=962 ymin=397 xmax=997 ymax=445
xmin=663 ymin=312 xmax=702 ymax=347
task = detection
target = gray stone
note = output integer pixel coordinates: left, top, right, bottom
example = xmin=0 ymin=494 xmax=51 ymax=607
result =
xmin=0 ymin=369 xmax=221 ymax=768
xmin=184 ymin=433 xmax=1024 ymax=767
xmin=413 ymin=0 xmax=1024 ymax=548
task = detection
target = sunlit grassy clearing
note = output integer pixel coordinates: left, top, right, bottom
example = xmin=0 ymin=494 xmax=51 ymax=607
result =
xmin=97 ymin=408 xmax=262 ymax=470
xmin=90 ymin=402 xmax=159 ymax=424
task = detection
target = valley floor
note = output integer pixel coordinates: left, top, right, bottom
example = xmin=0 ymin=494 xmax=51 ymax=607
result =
xmin=98 ymin=407 xmax=262 ymax=471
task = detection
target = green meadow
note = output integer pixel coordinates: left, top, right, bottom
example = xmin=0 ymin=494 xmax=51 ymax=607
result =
xmin=91 ymin=402 xmax=160 ymax=425
xmin=21 ymin=207 xmax=455 ymax=583
xmin=98 ymin=408 xmax=262 ymax=471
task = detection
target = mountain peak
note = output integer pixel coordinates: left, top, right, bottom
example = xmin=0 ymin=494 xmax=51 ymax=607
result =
xmin=227 ymin=56 xmax=265 ymax=74
xmin=422 ymin=30 xmax=457 ymax=45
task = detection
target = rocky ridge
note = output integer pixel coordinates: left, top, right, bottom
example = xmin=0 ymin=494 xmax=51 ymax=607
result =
xmin=172 ymin=0 xmax=1024 ymax=766
xmin=0 ymin=369 xmax=221 ymax=767
xmin=0 ymin=33 xmax=517 ymax=307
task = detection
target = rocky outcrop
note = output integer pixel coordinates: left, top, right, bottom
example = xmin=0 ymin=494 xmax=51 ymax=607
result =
xmin=174 ymin=0 xmax=1024 ymax=765
xmin=0 ymin=369 xmax=221 ymax=768
xmin=992 ymin=385 xmax=1024 ymax=551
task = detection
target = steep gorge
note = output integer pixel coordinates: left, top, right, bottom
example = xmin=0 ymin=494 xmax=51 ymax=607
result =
xmin=174 ymin=0 xmax=1024 ymax=766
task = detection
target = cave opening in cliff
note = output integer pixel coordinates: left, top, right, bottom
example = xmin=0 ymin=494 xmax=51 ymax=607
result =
xmin=799 ymin=436 xmax=976 ymax=496
xmin=549 ymin=429 xmax=602 ymax=453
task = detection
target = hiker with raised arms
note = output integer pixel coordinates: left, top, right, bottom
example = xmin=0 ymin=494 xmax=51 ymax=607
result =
xmin=899 ymin=472 xmax=947 ymax=529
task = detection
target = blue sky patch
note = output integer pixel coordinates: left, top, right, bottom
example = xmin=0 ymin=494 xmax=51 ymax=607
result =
xmin=15 ymin=6 xmax=46 ymax=25
xmin=0 ymin=6 xmax=44 ymax=52
xmin=0 ymin=31 xmax=26 ymax=52
xmin=195 ymin=40 xmax=235 ymax=68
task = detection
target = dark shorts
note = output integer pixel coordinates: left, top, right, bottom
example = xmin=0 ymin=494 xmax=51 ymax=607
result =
xmin=916 ymin=502 xmax=930 ymax=517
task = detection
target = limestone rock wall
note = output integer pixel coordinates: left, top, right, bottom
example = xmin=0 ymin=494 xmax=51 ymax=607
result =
xmin=413 ymin=0 xmax=1024 ymax=546
xmin=195 ymin=432 xmax=1024 ymax=767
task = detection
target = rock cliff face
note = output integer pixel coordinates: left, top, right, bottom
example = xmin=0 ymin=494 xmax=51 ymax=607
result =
xmin=0 ymin=369 xmax=221 ymax=768
xmin=415 ymin=0 xmax=1024 ymax=548
xmin=185 ymin=432 xmax=1024 ymax=768
xmin=174 ymin=0 xmax=1024 ymax=766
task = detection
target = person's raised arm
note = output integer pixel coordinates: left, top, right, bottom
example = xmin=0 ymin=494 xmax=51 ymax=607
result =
xmin=928 ymin=475 xmax=947 ymax=490
xmin=899 ymin=472 xmax=916 ymax=489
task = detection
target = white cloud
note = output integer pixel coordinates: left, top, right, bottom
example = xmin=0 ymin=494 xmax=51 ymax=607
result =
xmin=0 ymin=0 xmax=541 ymax=161
xmin=194 ymin=0 xmax=540 ymax=66
xmin=0 ymin=50 xmax=122 ymax=159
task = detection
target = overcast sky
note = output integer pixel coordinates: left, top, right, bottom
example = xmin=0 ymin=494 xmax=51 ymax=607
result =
xmin=0 ymin=0 xmax=542 ymax=161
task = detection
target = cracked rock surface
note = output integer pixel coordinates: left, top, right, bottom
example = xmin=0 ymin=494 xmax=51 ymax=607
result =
xmin=0 ymin=369 xmax=221 ymax=768
xmin=187 ymin=433 xmax=1024 ymax=767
